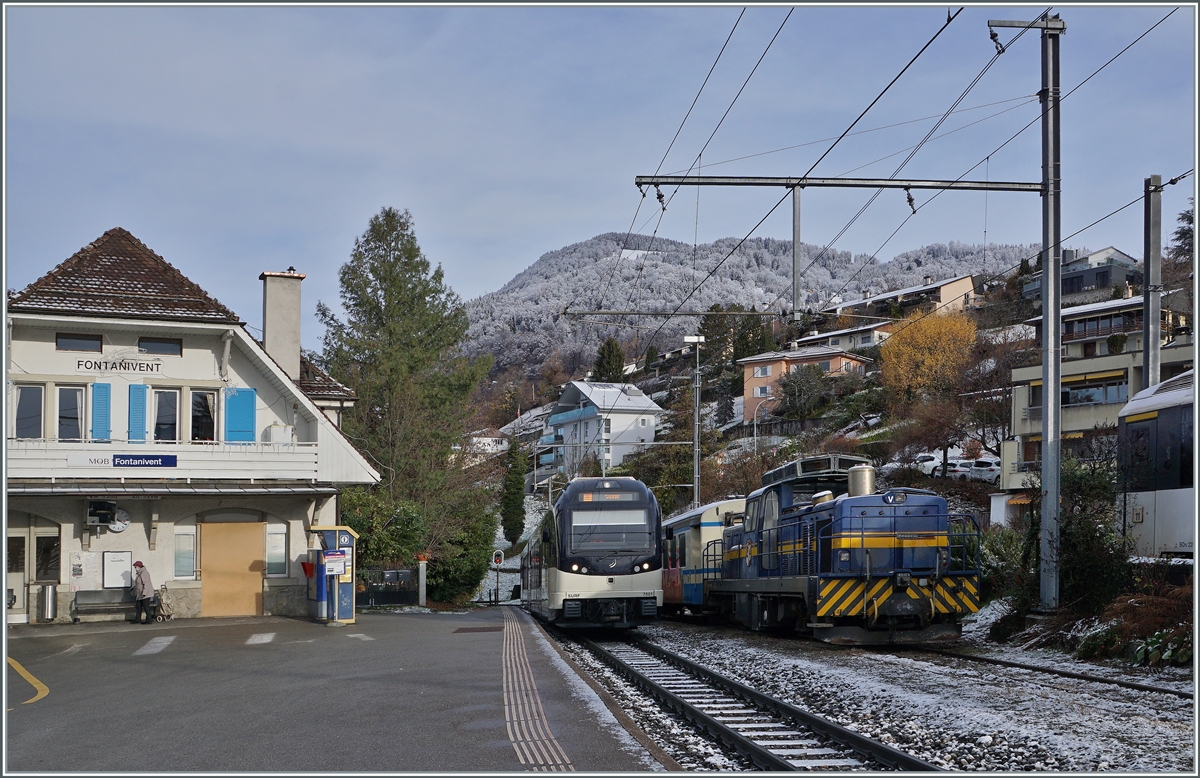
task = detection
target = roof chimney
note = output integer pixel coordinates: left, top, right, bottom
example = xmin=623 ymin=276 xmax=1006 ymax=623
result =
xmin=1062 ymin=249 xmax=1076 ymax=264
xmin=862 ymin=290 xmax=873 ymax=299
xmin=923 ymin=275 xmax=933 ymax=285
xmin=260 ymin=267 xmax=305 ymax=380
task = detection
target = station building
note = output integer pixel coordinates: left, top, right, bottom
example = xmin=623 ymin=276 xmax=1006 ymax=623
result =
xmin=5 ymin=228 xmax=379 ymax=624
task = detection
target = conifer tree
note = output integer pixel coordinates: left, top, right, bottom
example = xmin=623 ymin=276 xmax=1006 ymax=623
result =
xmin=500 ymin=441 xmax=527 ymax=546
xmin=317 ymin=207 xmax=494 ymax=600
xmin=594 ymin=337 xmax=626 ymax=383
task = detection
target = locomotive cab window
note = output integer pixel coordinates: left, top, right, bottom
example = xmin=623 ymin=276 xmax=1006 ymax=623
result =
xmin=568 ymin=494 xmax=652 ymax=554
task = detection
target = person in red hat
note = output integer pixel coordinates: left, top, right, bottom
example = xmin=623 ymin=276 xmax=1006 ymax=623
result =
xmin=131 ymin=561 xmax=154 ymax=624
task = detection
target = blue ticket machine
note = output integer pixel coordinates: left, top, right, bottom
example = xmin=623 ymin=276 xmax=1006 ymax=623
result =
xmin=305 ymin=525 xmax=357 ymax=625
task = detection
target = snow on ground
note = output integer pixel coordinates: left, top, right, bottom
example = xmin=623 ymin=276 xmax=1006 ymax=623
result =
xmin=958 ymin=597 xmax=1194 ymax=693
xmin=473 ymin=493 xmax=549 ymax=603
xmin=638 ymin=621 xmax=1194 ymax=772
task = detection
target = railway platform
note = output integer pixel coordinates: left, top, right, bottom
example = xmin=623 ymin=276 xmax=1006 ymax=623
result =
xmin=6 ymin=605 xmax=672 ymax=772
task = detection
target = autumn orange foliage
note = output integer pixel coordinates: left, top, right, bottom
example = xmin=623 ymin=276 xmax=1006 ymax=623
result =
xmin=880 ymin=311 xmax=976 ymax=406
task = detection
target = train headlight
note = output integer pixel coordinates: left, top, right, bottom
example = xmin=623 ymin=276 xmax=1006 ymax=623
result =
xmin=581 ymin=567 xmax=588 ymax=574
xmin=642 ymin=562 xmax=651 ymax=570
xmin=938 ymin=548 xmax=948 ymax=568
xmin=838 ymin=550 xmax=850 ymax=563
xmin=571 ymin=564 xmax=579 ymax=572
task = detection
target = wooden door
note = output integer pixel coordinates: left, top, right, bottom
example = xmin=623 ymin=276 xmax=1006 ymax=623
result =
xmin=200 ymin=523 xmax=263 ymax=617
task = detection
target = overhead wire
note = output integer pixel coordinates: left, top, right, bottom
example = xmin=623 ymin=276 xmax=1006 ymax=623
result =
xmin=792 ymin=9 xmax=1047 ymax=313
xmin=592 ymin=8 xmax=748 ymax=317
xmin=634 ymin=7 xmax=964 ymax=360
xmin=801 ymin=6 xmax=1176 ymax=316
xmin=660 ymin=95 xmax=1036 ymax=176
xmin=881 ymin=169 xmax=1194 ymax=339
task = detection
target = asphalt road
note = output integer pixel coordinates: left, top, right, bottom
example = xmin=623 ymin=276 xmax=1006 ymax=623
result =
xmin=5 ymin=608 xmax=659 ymax=772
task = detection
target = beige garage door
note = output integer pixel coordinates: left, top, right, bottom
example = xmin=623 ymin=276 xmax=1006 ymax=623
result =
xmin=200 ymin=523 xmax=263 ymax=617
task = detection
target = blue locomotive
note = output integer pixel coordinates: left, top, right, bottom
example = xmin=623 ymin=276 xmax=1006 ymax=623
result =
xmin=685 ymin=454 xmax=981 ymax=644
xmin=521 ymin=476 xmax=663 ymax=628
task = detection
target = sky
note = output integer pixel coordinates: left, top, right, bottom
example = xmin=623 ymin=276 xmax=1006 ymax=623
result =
xmin=3 ymin=3 xmax=1196 ymax=352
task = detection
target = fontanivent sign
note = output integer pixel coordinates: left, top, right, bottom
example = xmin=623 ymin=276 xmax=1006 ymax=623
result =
xmin=75 ymin=358 xmax=163 ymax=374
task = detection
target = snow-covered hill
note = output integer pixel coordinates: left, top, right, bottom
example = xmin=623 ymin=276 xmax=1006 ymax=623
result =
xmin=464 ymin=232 xmax=1048 ymax=372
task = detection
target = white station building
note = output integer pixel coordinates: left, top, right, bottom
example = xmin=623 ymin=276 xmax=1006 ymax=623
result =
xmin=5 ymin=228 xmax=379 ymax=623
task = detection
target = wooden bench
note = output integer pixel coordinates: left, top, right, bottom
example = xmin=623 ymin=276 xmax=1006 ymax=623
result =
xmin=73 ymin=589 xmax=137 ymax=622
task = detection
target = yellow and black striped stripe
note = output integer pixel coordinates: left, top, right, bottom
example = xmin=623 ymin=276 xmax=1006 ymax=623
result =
xmin=816 ymin=575 xmax=980 ymax=618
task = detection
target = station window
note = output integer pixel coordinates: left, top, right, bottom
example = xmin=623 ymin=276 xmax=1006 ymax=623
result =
xmin=174 ymin=528 xmax=196 ymax=579
xmin=191 ymin=391 xmax=217 ymax=442
xmin=55 ymin=333 xmax=101 ymax=352
xmin=139 ymin=337 xmax=183 ymax=357
xmin=34 ymin=535 xmax=60 ymax=583
xmin=265 ymin=525 xmax=288 ymax=576
xmin=58 ymin=386 xmax=85 ymax=441
xmin=7 ymin=537 xmax=25 ymax=574
xmin=14 ymin=385 xmax=44 ymax=439
xmin=154 ymin=389 xmax=179 ymax=441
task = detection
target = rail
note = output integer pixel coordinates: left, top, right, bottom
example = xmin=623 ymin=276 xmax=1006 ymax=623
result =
xmin=569 ymin=632 xmax=940 ymax=771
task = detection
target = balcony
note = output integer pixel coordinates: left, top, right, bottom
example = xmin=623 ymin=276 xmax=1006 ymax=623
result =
xmin=547 ymin=406 xmax=598 ymax=427
xmin=5 ymin=438 xmax=319 ymax=481
xmin=1062 ymin=319 xmax=1158 ymax=343
xmin=539 ymin=434 xmax=564 ymax=446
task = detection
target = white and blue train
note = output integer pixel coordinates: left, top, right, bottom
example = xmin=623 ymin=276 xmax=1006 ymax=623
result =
xmin=1118 ymin=369 xmax=1194 ymax=558
xmin=520 ymin=476 xmax=663 ymax=628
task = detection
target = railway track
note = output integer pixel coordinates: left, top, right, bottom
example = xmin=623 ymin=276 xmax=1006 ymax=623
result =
xmin=919 ymin=648 xmax=1194 ymax=700
xmin=570 ymin=632 xmax=938 ymax=771
xmin=658 ymin=616 xmax=1193 ymax=701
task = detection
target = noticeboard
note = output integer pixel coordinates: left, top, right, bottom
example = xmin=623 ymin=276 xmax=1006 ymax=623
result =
xmin=102 ymin=551 xmax=133 ymax=589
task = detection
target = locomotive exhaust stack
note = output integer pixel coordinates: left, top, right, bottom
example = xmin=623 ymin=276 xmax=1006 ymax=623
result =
xmin=847 ymin=464 xmax=876 ymax=497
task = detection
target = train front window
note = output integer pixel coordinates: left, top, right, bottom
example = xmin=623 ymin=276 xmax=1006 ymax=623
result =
xmin=569 ymin=508 xmax=652 ymax=553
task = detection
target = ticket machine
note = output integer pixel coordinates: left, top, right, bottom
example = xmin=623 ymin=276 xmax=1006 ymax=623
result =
xmin=305 ymin=525 xmax=357 ymax=625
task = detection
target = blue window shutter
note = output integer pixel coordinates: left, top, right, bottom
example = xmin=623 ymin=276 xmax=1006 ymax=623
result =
xmin=91 ymin=383 xmax=111 ymax=441
xmin=128 ymin=384 xmax=147 ymax=442
xmin=225 ymin=387 xmax=257 ymax=442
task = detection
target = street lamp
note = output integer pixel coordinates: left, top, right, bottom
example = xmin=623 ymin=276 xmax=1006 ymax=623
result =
xmin=683 ymin=335 xmax=705 ymax=508
xmin=753 ymin=396 xmax=773 ymax=455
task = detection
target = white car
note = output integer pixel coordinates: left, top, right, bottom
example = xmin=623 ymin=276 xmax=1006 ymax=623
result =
xmin=938 ymin=460 xmax=973 ymax=480
xmin=967 ymin=458 xmax=1002 ymax=485
xmin=913 ymin=454 xmax=939 ymax=476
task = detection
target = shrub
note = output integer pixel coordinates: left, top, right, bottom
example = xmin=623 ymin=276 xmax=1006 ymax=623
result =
xmin=1134 ymin=626 xmax=1193 ymax=667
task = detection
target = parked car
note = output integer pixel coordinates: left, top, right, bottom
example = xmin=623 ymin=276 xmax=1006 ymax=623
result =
xmin=937 ymin=460 xmax=973 ymax=480
xmin=913 ymin=454 xmax=940 ymax=475
xmin=967 ymin=458 xmax=1002 ymax=485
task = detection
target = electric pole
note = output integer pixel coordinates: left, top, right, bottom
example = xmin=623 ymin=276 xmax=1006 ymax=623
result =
xmin=684 ymin=334 xmax=705 ymax=508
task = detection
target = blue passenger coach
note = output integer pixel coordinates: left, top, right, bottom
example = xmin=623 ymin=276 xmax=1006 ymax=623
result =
xmin=661 ymin=497 xmax=745 ymax=615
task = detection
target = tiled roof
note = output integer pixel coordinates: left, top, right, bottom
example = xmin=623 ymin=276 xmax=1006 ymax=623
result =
xmin=296 ymin=357 xmax=357 ymax=402
xmin=7 ymin=228 xmax=241 ymax=323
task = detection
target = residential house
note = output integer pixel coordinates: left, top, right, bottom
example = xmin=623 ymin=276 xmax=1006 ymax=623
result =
xmin=992 ymin=291 xmax=1192 ymax=524
xmin=1021 ymin=247 xmax=1142 ymax=301
xmin=536 ymin=381 xmax=663 ymax=481
xmin=788 ymin=321 xmax=895 ymax=351
xmin=6 ymin=228 xmax=379 ymax=624
xmin=821 ymin=274 xmax=977 ymax=318
xmin=737 ymin=345 xmax=872 ymax=422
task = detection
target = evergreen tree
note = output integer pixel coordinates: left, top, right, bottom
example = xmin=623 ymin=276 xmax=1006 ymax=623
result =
xmin=317 ymin=207 xmax=494 ymax=600
xmin=500 ymin=441 xmax=527 ymax=546
xmin=594 ymin=337 xmax=626 ymax=382
xmin=643 ymin=344 xmax=659 ymax=369
xmin=715 ymin=384 xmax=735 ymax=426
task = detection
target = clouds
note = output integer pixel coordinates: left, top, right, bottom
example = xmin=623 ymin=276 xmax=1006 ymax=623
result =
xmin=4 ymin=5 xmax=1194 ymax=352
